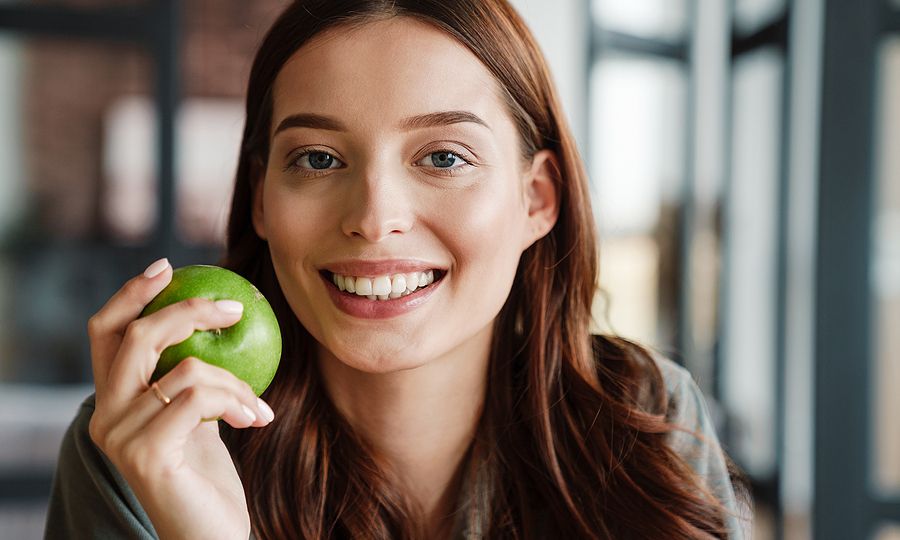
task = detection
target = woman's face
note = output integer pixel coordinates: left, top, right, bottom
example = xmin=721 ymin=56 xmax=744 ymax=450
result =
xmin=254 ymin=17 xmax=556 ymax=373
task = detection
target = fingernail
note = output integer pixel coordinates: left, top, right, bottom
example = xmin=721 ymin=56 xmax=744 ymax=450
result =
xmin=143 ymin=257 xmax=169 ymax=278
xmin=214 ymin=300 xmax=244 ymax=314
xmin=241 ymin=404 xmax=257 ymax=422
xmin=257 ymin=398 xmax=275 ymax=422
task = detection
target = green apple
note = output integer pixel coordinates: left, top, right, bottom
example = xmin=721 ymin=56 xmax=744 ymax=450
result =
xmin=140 ymin=265 xmax=282 ymax=396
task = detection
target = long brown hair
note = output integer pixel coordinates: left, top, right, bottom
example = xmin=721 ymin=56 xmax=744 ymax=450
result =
xmin=220 ymin=1 xmax=745 ymax=538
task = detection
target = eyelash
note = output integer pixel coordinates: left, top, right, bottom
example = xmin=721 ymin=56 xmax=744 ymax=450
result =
xmin=281 ymin=146 xmax=476 ymax=177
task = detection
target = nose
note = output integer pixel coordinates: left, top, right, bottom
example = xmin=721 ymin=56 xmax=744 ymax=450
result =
xmin=340 ymin=163 xmax=414 ymax=242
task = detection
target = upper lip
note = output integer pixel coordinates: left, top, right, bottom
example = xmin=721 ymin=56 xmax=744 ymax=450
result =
xmin=320 ymin=259 xmax=448 ymax=277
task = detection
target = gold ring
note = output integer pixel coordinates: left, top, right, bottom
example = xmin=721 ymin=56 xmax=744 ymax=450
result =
xmin=150 ymin=381 xmax=172 ymax=406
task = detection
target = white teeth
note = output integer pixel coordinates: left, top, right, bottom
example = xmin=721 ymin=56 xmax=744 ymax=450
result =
xmin=355 ymin=277 xmax=373 ymax=295
xmin=391 ymin=274 xmax=406 ymax=294
xmin=372 ymin=276 xmax=392 ymax=296
xmin=330 ymin=270 xmax=441 ymax=300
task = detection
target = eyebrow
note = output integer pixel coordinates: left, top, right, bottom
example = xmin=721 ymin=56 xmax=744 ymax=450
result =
xmin=272 ymin=110 xmax=491 ymax=137
xmin=398 ymin=111 xmax=491 ymax=131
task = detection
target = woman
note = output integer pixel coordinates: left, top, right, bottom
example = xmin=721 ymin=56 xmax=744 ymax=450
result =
xmin=46 ymin=1 xmax=749 ymax=538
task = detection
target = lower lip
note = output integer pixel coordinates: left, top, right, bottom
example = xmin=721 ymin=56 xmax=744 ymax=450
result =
xmin=321 ymin=273 xmax=444 ymax=319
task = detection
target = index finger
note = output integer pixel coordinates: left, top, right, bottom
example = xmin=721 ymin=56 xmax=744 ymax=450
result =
xmin=89 ymin=258 xmax=173 ymax=385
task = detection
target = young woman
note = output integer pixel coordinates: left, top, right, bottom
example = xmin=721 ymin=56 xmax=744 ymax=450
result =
xmin=47 ymin=1 xmax=750 ymax=538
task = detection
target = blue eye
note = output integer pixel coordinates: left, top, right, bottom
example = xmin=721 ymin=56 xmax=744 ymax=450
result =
xmin=420 ymin=150 xmax=471 ymax=171
xmin=304 ymin=151 xmax=337 ymax=170
xmin=431 ymin=151 xmax=459 ymax=168
xmin=284 ymin=150 xmax=343 ymax=174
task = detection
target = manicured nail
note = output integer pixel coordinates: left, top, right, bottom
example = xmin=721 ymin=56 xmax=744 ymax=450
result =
xmin=214 ymin=300 xmax=244 ymax=314
xmin=143 ymin=257 xmax=169 ymax=278
xmin=257 ymin=398 xmax=275 ymax=422
xmin=241 ymin=404 xmax=257 ymax=423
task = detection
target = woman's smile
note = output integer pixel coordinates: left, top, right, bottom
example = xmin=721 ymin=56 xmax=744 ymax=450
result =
xmin=318 ymin=259 xmax=449 ymax=319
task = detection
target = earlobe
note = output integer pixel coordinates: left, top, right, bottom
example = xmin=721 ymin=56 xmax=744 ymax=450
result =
xmin=522 ymin=149 xmax=560 ymax=248
xmin=251 ymin=161 xmax=268 ymax=240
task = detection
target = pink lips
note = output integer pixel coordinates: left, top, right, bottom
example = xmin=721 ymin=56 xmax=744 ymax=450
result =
xmin=319 ymin=259 xmax=446 ymax=319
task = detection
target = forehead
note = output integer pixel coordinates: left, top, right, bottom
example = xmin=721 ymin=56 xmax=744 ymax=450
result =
xmin=270 ymin=17 xmax=512 ymax=137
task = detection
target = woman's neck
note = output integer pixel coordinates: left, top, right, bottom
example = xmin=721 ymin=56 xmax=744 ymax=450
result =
xmin=316 ymin=325 xmax=492 ymax=536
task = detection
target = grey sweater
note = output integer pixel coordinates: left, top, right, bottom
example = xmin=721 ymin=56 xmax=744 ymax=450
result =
xmin=44 ymin=355 xmax=749 ymax=539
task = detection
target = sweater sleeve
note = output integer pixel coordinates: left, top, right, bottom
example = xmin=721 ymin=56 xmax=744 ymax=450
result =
xmin=44 ymin=393 xmax=158 ymax=540
xmin=656 ymin=356 xmax=752 ymax=540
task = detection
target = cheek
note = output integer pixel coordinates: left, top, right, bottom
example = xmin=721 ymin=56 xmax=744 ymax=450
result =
xmin=260 ymin=184 xmax=330 ymax=301
xmin=435 ymin=176 xmax=527 ymax=302
xmin=261 ymin=184 xmax=342 ymax=347
xmin=263 ymin=190 xmax=320 ymax=257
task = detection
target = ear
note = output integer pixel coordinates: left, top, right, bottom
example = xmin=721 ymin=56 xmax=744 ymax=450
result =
xmin=251 ymin=159 xmax=268 ymax=240
xmin=520 ymin=149 xmax=560 ymax=250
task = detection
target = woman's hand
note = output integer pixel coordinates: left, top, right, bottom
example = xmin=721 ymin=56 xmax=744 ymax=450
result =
xmin=86 ymin=258 xmax=274 ymax=540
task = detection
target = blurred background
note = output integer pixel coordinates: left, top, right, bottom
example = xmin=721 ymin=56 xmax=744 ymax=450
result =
xmin=0 ymin=0 xmax=896 ymax=538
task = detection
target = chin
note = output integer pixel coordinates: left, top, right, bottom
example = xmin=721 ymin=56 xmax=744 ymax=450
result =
xmin=320 ymin=337 xmax=434 ymax=374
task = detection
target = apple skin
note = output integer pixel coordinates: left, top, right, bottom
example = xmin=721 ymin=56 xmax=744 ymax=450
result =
xmin=140 ymin=265 xmax=282 ymax=396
